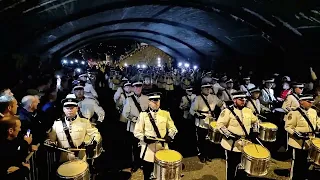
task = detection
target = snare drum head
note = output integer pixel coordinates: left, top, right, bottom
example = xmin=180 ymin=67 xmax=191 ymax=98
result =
xmin=311 ymin=138 xmax=320 ymax=149
xmin=155 ymin=150 xmax=182 ymax=162
xmin=57 ymin=160 xmax=88 ymax=177
xmin=243 ymin=144 xmax=270 ymax=159
xmin=260 ymin=122 xmax=278 ymax=129
xmin=210 ymin=121 xmax=217 ymax=129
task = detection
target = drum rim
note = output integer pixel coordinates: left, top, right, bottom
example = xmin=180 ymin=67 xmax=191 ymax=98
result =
xmin=155 ymin=150 xmax=183 ymax=164
xmin=311 ymin=138 xmax=320 ymax=151
xmin=242 ymin=144 xmax=271 ymax=160
xmin=259 ymin=122 xmax=278 ymax=130
xmin=57 ymin=160 xmax=89 ymax=178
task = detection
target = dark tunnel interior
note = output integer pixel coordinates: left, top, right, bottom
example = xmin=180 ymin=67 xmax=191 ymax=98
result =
xmin=1 ymin=0 xmax=320 ymax=85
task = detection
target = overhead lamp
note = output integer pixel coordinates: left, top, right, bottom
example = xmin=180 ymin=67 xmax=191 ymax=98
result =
xmin=137 ymin=64 xmax=141 ymax=68
xmin=62 ymin=59 xmax=68 ymax=64
xmin=81 ymin=61 xmax=85 ymax=65
xmin=124 ymin=63 xmax=128 ymax=67
xmin=184 ymin=63 xmax=190 ymax=68
xmin=193 ymin=65 xmax=198 ymax=70
xmin=142 ymin=64 xmax=146 ymax=69
xmin=56 ymin=75 xmax=61 ymax=78
xmin=157 ymin=64 xmax=161 ymax=67
xmin=178 ymin=62 xmax=182 ymax=67
xmin=70 ymin=61 xmax=74 ymax=64
xmin=182 ymin=69 xmax=186 ymax=73
xmin=76 ymin=68 xmax=81 ymax=73
xmin=75 ymin=59 xmax=78 ymax=63
xmin=157 ymin=57 xmax=161 ymax=62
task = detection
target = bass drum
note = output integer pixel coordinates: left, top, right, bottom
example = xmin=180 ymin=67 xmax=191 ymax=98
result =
xmin=259 ymin=122 xmax=278 ymax=142
xmin=57 ymin=160 xmax=89 ymax=180
xmin=154 ymin=150 xmax=183 ymax=180
xmin=309 ymin=138 xmax=320 ymax=166
xmin=207 ymin=121 xmax=223 ymax=144
xmin=241 ymin=144 xmax=270 ymax=176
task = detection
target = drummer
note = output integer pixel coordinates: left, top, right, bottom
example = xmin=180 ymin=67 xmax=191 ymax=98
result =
xmin=133 ymin=92 xmax=178 ymax=180
xmin=216 ymin=91 xmax=259 ymax=180
xmin=246 ymin=87 xmax=270 ymax=116
xmin=190 ymin=82 xmax=225 ymax=163
xmin=284 ymin=94 xmax=320 ymax=180
xmin=281 ymin=82 xmax=304 ymax=112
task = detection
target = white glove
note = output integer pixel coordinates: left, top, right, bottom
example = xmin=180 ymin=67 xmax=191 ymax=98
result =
xmin=131 ymin=117 xmax=138 ymax=123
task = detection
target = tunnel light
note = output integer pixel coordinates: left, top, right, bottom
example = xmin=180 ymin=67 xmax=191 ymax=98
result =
xmin=142 ymin=64 xmax=146 ymax=69
xmin=137 ymin=64 xmax=141 ymax=68
xmin=182 ymin=69 xmax=186 ymax=73
xmin=56 ymin=75 xmax=61 ymax=79
xmin=62 ymin=59 xmax=68 ymax=64
xmin=193 ymin=65 xmax=198 ymax=70
xmin=184 ymin=63 xmax=190 ymax=68
xmin=157 ymin=64 xmax=161 ymax=67
xmin=75 ymin=59 xmax=78 ymax=63
xmin=76 ymin=68 xmax=81 ymax=73
xmin=124 ymin=63 xmax=128 ymax=67
xmin=178 ymin=62 xmax=182 ymax=67
xmin=70 ymin=61 xmax=74 ymax=64
xmin=81 ymin=61 xmax=85 ymax=65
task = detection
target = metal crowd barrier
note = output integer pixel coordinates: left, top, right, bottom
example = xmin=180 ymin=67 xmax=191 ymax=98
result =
xmin=25 ymin=144 xmax=58 ymax=180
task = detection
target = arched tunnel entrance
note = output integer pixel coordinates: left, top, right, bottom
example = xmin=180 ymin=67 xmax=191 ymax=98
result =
xmin=1 ymin=1 xmax=320 ymax=180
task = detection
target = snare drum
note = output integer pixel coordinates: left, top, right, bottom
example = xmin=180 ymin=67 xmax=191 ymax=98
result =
xmin=57 ymin=160 xmax=89 ymax=180
xmin=241 ymin=144 xmax=270 ymax=176
xmin=154 ymin=150 xmax=183 ymax=180
xmin=207 ymin=121 xmax=223 ymax=144
xmin=309 ymin=138 xmax=320 ymax=166
xmin=259 ymin=122 xmax=278 ymax=142
xmin=87 ymin=138 xmax=103 ymax=159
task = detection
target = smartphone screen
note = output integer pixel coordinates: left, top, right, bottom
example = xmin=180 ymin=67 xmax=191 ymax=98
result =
xmin=26 ymin=129 xmax=31 ymax=137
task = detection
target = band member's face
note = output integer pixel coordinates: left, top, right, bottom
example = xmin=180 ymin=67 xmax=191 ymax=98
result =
xmin=226 ymin=82 xmax=233 ymax=88
xmin=234 ymin=98 xmax=246 ymax=107
xmin=63 ymin=106 xmax=78 ymax=117
xmin=149 ymin=99 xmax=160 ymax=110
xmin=133 ymin=86 xmax=142 ymax=95
xmin=144 ymin=78 xmax=151 ymax=85
xmin=265 ymin=82 xmax=273 ymax=89
xmin=252 ymin=92 xmax=260 ymax=99
xmin=294 ymin=87 xmax=303 ymax=95
xmin=201 ymin=87 xmax=210 ymax=95
xmin=245 ymin=79 xmax=250 ymax=84
xmin=124 ymin=86 xmax=132 ymax=93
xmin=74 ymin=89 xmax=84 ymax=98
xmin=300 ymin=100 xmax=312 ymax=109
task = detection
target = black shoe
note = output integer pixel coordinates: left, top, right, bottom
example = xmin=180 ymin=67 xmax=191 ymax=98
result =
xmin=131 ymin=165 xmax=139 ymax=173
xmin=206 ymin=157 xmax=212 ymax=162
xmin=199 ymin=156 xmax=206 ymax=163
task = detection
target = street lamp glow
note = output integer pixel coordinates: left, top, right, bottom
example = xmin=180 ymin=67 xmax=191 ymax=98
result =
xmin=70 ymin=61 xmax=74 ymax=64
xmin=193 ymin=65 xmax=198 ymax=69
xmin=76 ymin=68 xmax=81 ymax=73
xmin=75 ymin=59 xmax=78 ymax=63
xmin=142 ymin=64 xmax=146 ymax=69
xmin=124 ymin=63 xmax=128 ymax=67
xmin=137 ymin=64 xmax=141 ymax=68
xmin=157 ymin=64 xmax=161 ymax=67
xmin=81 ymin=61 xmax=85 ymax=65
xmin=178 ymin=62 xmax=182 ymax=67
xmin=184 ymin=63 xmax=189 ymax=68
xmin=63 ymin=60 xmax=68 ymax=64
xmin=157 ymin=57 xmax=161 ymax=61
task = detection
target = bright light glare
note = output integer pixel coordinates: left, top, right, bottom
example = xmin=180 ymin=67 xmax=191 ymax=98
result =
xmin=178 ymin=62 xmax=182 ymax=67
xmin=137 ymin=65 xmax=141 ymax=68
xmin=157 ymin=57 xmax=161 ymax=61
xmin=184 ymin=63 xmax=190 ymax=68
xmin=124 ymin=63 xmax=128 ymax=67
xmin=157 ymin=64 xmax=161 ymax=67
xmin=182 ymin=69 xmax=186 ymax=73
xmin=56 ymin=75 xmax=61 ymax=78
xmin=70 ymin=61 xmax=74 ymax=64
xmin=76 ymin=68 xmax=81 ymax=73
xmin=142 ymin=64 xmax=146 ymax=69
xmin=193 ymin=65 xmax=198 ymax=69
xmin=63 ymin=60 xmax=68 ymax=63
xmin=75 ymin=59 xmax=78 ymax=63
xmin=81 ymin=61 xmax=85 ymax=65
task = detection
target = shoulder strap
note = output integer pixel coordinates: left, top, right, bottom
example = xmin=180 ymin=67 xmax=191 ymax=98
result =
xmin=248 ymin=98 xmax=259 ymax=115
xmin=224 ymin=89 xmax=233 ymax=101
xmin=186 ymin=95 xmax=191 ymax=105
xmin=244 ymin=85 xmax=251 ymax=96
xmin=147 ymin=112 xmax=162 ymax=138
xmin=227 ymin=106 xmax=249 ymax=138
xmin=131 ymin=96 xmax=142 ymax=113
xmin=121 ymin=87 xmax=127 ymax=98
xmin=296 ymin=108 xmax=316 ymax=134
xmin=200 ymin=94 xmax=215 ymax=118
xmin=292 ymin=94 xmax=299 ymax=101
xmin=61 ymin=118 xmax=76 ymax=148
xmin=263 ymin=88 xmax=273 ymax=101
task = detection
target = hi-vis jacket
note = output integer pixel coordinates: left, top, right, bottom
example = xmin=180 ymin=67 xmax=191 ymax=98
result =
xmin=217 ymin=106 xmax=258 ymax=152
xmin=48 ymin=116 xmax=101 ymax=162
xmin=285 ymin=108 xmax=320 ymax=149
xmin=134 ymin=109 xmax=177 ymax=162
xmin=122 ymin=94 xmax=149 ymax=132
xmin=190 ymin=94 xmax=224 ymax=129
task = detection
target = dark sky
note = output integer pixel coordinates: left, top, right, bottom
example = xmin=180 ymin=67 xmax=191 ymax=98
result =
xmin=67 ymin=39 xmax=138 ymax=61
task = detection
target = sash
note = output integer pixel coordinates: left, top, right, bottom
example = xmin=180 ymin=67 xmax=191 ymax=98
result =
xmin=131 ymin=95 xmax=142 ymax=113
xmin=121 ymin=87 xmax=127 ymax=98
xmin=296 ymin=108 xmax=316 ymax=134
xmin=227 ymin=106 xmax=249 ymax=138
xmin=224 ymin=89 xmax=232 ymax=101
xmin=200 ymin=94 xmax=215 ymax=118
xmin=248 ymin=98 xmax=260 ymax=115
xmin=61 ymin=118 xmax=76 ymax=148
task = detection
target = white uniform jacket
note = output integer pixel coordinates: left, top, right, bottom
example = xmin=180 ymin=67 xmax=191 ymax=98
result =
xmin=220 ymin=89 xmax=236 ymax=102
xmin=239 ymin=83 xmax=255 ymax=96
xmin=134 ymin=109 xmax=178 ymax=162
xmin=179 ymin=94 xmax=196 ymax=119
xmin=84 ymin=83 xmax=98 ymax=98
xmin=285 ymin=108 xmax=320 ymax=149
xmin=282 ymin=93 xmax=300 ymax=112
xmin=213 ymin=83 xmax=224 ymax=95
xmin=246 ymin=98 xmax=269 ymax=115
xmin=78 ymin=97 xmax=105 ymax=122
xmin=48 ymin=116 xmax=101 ymax=162
xmin=260 ymin=88 xmax=276 ymax=107
xmin=122 ymin=94 xmax=149 ymax=132
xmin=190 ymin=94 xmax=224 ymax=129
xmin=114 ymin=87 xmax=132 ymax=111
xmin=217 ymin=107 xmax=258 ymax=152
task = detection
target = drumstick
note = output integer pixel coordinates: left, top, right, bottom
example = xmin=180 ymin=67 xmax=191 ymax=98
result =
xmin=255 ymin=138 xmax=265 ymax=148
xmin=69 ymin=148 xmax=86 ymax=151
xmin=254 ymin=144 xmax=259 ymax=153
xmin=44 ymin=143 xmax=72 ymax=153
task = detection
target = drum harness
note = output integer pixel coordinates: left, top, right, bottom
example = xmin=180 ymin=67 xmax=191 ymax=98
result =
xmin=121 ymin=87 xmax=127 ymax=99
xmin=200 ymin=94 xmax=216 ymax=141
xmin=224 ymin=89 xmax=233 ymax=101
xmin=61 ymin=117 xmax=81 ymax=156
xmin=296 ymin=108 xmax=316 ymax=149
xmin=129 ymin=95 xmax=142 ymax=131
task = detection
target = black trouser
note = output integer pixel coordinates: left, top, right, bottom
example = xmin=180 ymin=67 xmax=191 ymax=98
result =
xmin=142 ymin=160 xmax=154 ymax=180
xmin=292 ymin=148 xmax=309 ymax=180
xmin=128 ymin=132 xmax=141 ymax=167
xmin=226 ymin=150 xmax=242 ymax=180
xmin=195 ymin=127 xmax=210 ymax=159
